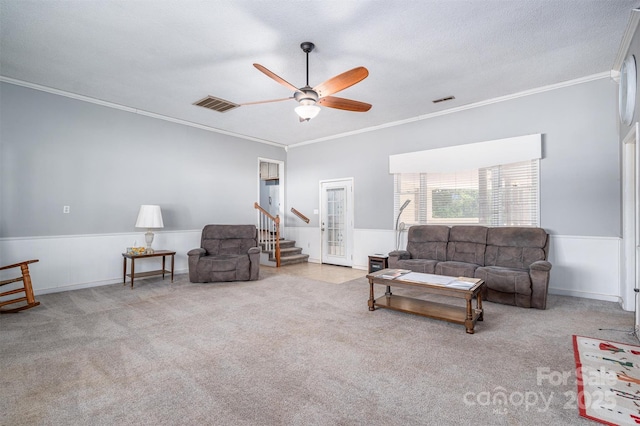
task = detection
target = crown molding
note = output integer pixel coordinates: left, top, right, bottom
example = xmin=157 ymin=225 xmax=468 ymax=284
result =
xmin=289 ymin=72 xmax=611 ymax=149
xmin=0 ymin=72 xmax=612 ymax=150
xmin=612 ymin=8 xmax=640 ymax=72
xmin=0 ymin=76 xmax=287 ymax=149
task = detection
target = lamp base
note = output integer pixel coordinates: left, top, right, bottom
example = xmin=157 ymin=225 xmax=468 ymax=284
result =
xmin=144 ymin=230 xmax=155 ymax=254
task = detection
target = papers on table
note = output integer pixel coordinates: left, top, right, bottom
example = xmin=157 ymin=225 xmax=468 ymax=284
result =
xmin=399 ymin=272 xmax=479 ymax=289
xmin=401 ymin=272 xmax=452 ymax=285
xmin=446 ymin=280 xmax=476 ymax=289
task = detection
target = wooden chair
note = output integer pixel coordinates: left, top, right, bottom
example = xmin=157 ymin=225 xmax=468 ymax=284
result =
xmin=0 ymin=259 xmax=40 ymax=313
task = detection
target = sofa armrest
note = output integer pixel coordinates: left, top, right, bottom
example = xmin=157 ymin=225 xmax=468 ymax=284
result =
xmin=188 ymin=248 xmax=206 ymax=257
xmin=529 ymin=260 xmax=552 ymax=309
xmin=530 ymin=260 xmax=552 ymax=272
xmin=187 ymin=248 xmax=206 ymax=283
xmin=388 ymin=250 xmax=410 ymax=268
xmin=389 ymin=250 xmax=410 ymax=259
xmin=247 ymin=247 xmax=261 ymax=280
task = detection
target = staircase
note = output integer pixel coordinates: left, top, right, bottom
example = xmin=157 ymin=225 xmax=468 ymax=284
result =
xmin=254 ymin=202 xmax=309 ymax=268
xmin=260 ymin=239 xmax=309 ymax=267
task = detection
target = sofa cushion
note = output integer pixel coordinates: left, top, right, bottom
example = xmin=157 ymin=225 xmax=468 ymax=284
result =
xmin=201 ymin=224 xmax=258 ymax=256
xmin=406 ymin=225 xmax=449 ymax=262
xmin=485 ymin=227 xmax=548 ymax=269
xmin=203 ymin=224 xmax=257 ymax=240
xmin=475 ymin=266 xmax=532 ymax=307
xmin=196 ymin=254 xmax=251 ymax=282
xmin=446 ymin=226 xmax=487 ymax=266
xmin=435 ymin=261 xmax=479 ymax=278
xmin=396 ymin=259 xmax=439 ymax=274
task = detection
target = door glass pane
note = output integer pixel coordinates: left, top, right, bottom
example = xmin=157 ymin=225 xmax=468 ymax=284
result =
xmin=327 ymin=187 xmax=345 ymax=256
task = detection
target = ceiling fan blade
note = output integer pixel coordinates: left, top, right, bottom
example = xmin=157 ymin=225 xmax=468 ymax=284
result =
xmin=240 ymin=97 xmax=293 ymax=106
xmin=313 ymin=67 xmax=369 ymax=97
xmin=318 ymin=96 xmax=371 ymax=112
xmin=253 ymin=63 xmax=299 ymax=92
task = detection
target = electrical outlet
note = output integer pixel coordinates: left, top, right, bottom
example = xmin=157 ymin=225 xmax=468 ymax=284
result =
xmin=63 ymin=206 xmax=70 ymax=214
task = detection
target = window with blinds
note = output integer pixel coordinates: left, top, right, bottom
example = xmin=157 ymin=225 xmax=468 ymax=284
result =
xmin=394 ymin=159 xmax=540 ymax=227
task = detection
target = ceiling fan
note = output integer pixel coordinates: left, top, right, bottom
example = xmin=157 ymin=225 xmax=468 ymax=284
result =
xmin=196 ymin=42 xmax=371 ymax=122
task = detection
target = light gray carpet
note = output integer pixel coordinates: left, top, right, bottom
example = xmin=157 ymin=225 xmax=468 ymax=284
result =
xmin=1 ymin=271 xmax=635 ymax=425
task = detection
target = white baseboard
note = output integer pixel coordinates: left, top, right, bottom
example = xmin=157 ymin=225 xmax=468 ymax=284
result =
xmin=548 ymin=287 xmax=620 ymax=303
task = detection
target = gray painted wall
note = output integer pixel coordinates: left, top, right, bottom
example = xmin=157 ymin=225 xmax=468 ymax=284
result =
xmin=287 ymin=78 xmax=620 ymax=237
xmin=0 ymin=82 xmax=286 ymax=238
xmin=1 ymin=77 xmax=620 ymax=239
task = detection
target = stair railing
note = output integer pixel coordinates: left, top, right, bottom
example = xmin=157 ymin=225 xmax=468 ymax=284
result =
xmin=290 ymin=207 xmax=310 ymax=224
xmin=254 ymin=202 xmax=281 ymax=267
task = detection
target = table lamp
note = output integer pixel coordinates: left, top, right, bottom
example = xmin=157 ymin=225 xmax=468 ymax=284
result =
xmin=135 ymin=205 xmax=164 ymax=254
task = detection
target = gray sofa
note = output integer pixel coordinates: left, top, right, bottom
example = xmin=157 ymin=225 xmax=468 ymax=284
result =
xmin=388 ymin=225 xmax=552 ymax=309
xmin=188 ymin=225 xmax=261 ymax=283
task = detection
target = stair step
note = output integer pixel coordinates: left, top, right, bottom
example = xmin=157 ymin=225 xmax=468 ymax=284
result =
xmin=264 ymin=247 xmax=302 ymax=262
xmin=279 ymin=247 xmax=302 ymax=255
xmin=259 ymin=239 xmax=296 ymax=250
xmin=258 ymin=238 xmax=309 ymax=267
xmin=279 ymin=253 xmax=310 ymax=266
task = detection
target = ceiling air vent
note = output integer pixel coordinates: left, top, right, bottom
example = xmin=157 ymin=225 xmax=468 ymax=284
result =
xmin=193 ymin=96 xmax=240 ymax=113
xmin=432 ymin=96 xmax=455 ymax=104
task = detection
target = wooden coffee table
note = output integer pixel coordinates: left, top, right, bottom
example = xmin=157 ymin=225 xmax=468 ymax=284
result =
xmin=366 ymin=269 xmax=485 ymax=334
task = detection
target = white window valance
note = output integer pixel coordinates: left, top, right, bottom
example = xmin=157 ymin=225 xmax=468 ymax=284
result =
xmin=389 ymin=134 xmax=542 ymax=174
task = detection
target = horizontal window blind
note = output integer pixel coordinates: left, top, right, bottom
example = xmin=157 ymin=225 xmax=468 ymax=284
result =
xmin=394 ymin=159 xmax=539 ymax=227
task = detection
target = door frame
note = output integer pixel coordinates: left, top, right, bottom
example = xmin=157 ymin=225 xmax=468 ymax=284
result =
xmin=257 ymin=157 xmax=285 ymax=234
xmin=319 ymin=177 xmax=354 ymax=267
xmin=621 ymin=123 xmax=638 ymax=329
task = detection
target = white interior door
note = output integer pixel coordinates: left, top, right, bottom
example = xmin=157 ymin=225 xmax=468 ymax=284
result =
xmin=320 ymin=179 xmax=354 ymax=267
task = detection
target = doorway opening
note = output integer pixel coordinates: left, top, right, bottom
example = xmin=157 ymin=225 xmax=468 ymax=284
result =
xmin=258 ymin=158 xmax=285 ymax=234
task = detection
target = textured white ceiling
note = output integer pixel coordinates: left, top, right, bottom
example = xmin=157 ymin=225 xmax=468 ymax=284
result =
xmin=0 ymin=0 xmax=637 ymax=146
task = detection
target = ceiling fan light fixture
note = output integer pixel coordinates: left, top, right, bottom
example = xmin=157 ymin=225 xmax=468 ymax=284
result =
xmin=243 ymin=41 xmax=370 ymax=119
xmin=295 ymin=103 xmax=321 ymax=121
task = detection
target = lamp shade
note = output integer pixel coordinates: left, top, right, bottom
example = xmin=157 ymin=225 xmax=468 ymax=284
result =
xmin=135 ymin=205 xmax=164 ymax=228
xmin=295 ymin=104 xmax=321 ymax=121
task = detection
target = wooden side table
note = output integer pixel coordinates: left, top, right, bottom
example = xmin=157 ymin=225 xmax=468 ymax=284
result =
xmin=122 ymin=250 xmax=176 ymax=288
xmin=368 ymin=254 xmax=389 ymax=273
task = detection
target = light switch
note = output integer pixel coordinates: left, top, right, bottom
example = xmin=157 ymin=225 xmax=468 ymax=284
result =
xmin=63 ymin=206 xmax=70 ymax=213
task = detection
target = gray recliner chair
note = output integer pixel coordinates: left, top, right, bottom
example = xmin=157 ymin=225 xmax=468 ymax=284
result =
xmin=188 ymin=225 xmax=261 ymax=282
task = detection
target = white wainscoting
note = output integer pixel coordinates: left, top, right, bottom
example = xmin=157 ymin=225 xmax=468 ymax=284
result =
xmin=285 ymin=227 xmax=625 ymax=308
xmin=1 ymin=229 xmax=625 ymax=309
xmin=0 ymin=230 xmax=201 ymax=294
xmin=546 ymin=235 xmax=622 ymax=305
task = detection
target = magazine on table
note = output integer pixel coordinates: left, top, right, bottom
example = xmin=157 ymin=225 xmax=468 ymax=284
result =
xmin=380 ymin=269 xmax=411 ymax=279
